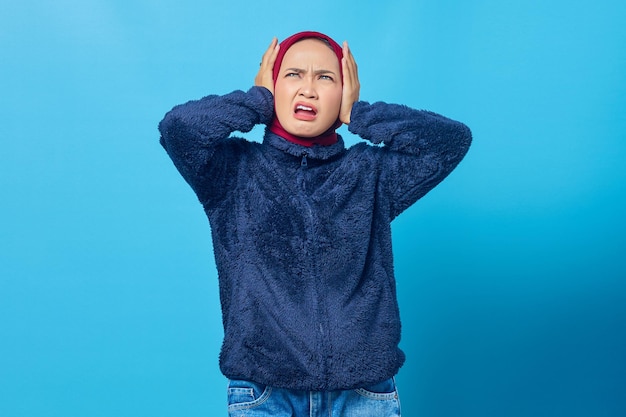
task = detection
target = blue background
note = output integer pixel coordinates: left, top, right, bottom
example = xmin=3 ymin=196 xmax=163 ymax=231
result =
xmin=1 ymin=1 xmax=625 ymax=416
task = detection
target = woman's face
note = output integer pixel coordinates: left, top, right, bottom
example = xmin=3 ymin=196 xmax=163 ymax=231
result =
xmin=274 ymin=38 xmax=342 ymax=138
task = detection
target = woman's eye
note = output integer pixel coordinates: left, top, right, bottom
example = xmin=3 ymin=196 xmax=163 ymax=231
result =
xmin=319 ymin=75 xmax=334 ymax=81
xmin=286 ymin=72 xmax=300 ymax=77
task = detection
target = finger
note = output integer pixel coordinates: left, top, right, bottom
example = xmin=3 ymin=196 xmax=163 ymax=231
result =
xmin=342 ymin=42 xmax=355 ymax=87
xmin=255 ymin=38 xmax=280 ymax=92
xmin=260 ymin=38 xmax=273 ymax=66
xmin=343 ymin=59 xmax=353 ymax=91
xmin=344 ymin=43 xmax=355 ymax=74
xmin=267 ymin=38 xmax=280 ymax=67
xmin=344 ymin=42 xmax=358 ymax=78
xmin=261 ymin=37 xmax=279 ymax=67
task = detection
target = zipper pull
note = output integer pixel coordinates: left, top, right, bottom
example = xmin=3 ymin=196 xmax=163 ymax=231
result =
xmin=301 ymin=154 xmax=308 ymax=167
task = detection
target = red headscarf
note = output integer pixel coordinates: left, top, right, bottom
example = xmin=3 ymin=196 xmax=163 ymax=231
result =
xmin=269 ymin=31 xmax=344 ymax=147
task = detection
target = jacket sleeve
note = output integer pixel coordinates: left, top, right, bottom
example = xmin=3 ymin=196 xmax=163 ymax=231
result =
xmin=158 ymin=86 xmax=274 ymax=204
xmin=348 ymin=101 xmax=472 ymax=220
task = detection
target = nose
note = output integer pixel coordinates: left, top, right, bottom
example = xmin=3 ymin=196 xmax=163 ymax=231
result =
xmin=299 ymin=77 xmax=318 ymax=99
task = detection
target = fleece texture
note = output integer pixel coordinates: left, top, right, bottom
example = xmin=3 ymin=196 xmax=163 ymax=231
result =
xmin=158 ymin=86 xmax=472 ymax=391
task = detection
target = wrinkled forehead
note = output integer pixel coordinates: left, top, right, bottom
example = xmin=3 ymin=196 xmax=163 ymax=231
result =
xmin=280 ymin=38 xmax=341 ymax=69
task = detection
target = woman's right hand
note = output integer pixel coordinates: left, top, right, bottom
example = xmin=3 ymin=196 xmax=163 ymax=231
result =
xmin=255 ymin=37 xmax=280 ymax=95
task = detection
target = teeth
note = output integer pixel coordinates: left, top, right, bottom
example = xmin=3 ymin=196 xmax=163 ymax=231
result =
xmin=296 ymin=105 xmax=313 ymax=111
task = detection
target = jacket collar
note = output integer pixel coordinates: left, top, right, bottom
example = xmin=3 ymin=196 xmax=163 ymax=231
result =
xmin=263 ymin=129 xmax=346 ymax=161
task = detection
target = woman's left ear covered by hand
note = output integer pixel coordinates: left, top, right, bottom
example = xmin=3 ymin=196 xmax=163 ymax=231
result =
xmin=340 ymin=41 xmax=360 ymax=125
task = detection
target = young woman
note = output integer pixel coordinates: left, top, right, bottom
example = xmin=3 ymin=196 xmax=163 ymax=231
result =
xmin=159 ymin=31 xmax=472 ymax=417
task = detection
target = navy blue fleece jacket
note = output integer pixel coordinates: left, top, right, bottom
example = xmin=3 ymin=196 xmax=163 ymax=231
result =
xmin=159 ymin=86 xmax=471 ymax=391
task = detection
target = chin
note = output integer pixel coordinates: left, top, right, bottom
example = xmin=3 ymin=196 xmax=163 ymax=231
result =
xmin=287 ymin=125 xmax=324 ymax=138
xmin=295 ymin=131 xmax=322 ymax=138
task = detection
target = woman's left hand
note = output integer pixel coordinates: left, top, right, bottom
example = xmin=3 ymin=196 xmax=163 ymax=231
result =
xmin=340 ymin=41 xmax=360 ymax=125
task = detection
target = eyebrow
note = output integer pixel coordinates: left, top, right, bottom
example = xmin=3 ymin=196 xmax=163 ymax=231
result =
xmin=284 ymin=67 xmax=337 ymax=76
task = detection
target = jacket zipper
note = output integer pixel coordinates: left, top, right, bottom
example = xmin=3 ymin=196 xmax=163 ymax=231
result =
xmin=297 ymin=151 xmax=327 ymax=381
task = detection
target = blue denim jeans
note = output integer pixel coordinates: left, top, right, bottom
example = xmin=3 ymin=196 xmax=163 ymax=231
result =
xmin=227 ymin=378 xmax=401 ymax=417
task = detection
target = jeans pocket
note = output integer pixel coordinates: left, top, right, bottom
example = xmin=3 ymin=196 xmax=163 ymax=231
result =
xmin=354 ymin=378 xmax=399 ymax=400
xmin=227 ymin=379 xmax=272 ymax=411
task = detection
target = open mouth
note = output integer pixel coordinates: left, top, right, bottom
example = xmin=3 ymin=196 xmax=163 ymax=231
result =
xmin=294 ymin=103 xmax=318 ymax=120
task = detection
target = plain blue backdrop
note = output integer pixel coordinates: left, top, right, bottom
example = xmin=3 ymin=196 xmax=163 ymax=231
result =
xmin=1 ymin=1 xmax=625 ymax=416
